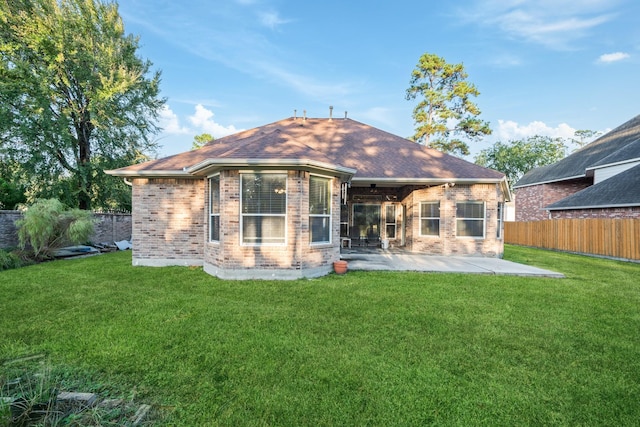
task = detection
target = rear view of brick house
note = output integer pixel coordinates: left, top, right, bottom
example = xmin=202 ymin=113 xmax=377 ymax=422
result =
xmin=107 ymin=116 xmax=511 ymax=279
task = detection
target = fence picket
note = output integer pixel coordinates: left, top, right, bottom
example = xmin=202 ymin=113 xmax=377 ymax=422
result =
xmin=505 ymin=219 xmax=640 ymax=261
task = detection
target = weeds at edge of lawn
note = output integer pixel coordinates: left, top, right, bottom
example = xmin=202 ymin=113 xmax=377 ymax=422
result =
xmin=0 ymin=355 xmax=166 ymax=426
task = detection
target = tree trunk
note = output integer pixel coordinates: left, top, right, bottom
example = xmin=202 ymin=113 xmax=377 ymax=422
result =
xmin=77 ymin=120 xmax=93 ymax=210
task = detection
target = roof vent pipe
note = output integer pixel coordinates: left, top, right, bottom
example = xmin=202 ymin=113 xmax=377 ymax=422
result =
xmin=345 ymin=111 xmax=348 ymax=119
xmin=293 ymin=109 xmax=297 ymax=120
xmin=303 ymin=110 xmax=306 ymax=121
xmin=329 ymin=105 xmax=333 ymax=121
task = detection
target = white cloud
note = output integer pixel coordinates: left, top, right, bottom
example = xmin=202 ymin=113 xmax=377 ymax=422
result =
xmin=188 ymin=104 xmax=241 ymax=138
xmin=259 ymin=11 xmax=291 ymax=30
xmin=158 ymin=105 xmax=190 ymax=135
xmin=461 ymin=0 xmax=617 ymax=49
xmin=597 ymin=52 xmax=630 ymax=63
xmin=494 ymin=119 xmax=576 ymax=141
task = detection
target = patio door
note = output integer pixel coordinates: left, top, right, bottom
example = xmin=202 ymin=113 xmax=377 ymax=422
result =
xmin=352 ymin=204 xmax=381 ymax=239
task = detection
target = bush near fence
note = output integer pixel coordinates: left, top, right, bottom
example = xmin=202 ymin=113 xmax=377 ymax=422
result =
xmin=0 ymin=210 xmax=132 ymax=250
xmin=505 ymin=219 xmax=640 ymax=261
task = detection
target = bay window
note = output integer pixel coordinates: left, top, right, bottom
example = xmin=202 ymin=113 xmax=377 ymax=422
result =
xmin=241 ymin=173 xmax=287 ymax=244
xmin=309 ymin=175 xmax=331 ymax=244
xmin=209 ymin=175 xmax=220 ymax=242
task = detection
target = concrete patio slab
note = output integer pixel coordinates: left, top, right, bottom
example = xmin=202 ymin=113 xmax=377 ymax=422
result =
xmin=340 ymin=252 xmax=564 ymax=278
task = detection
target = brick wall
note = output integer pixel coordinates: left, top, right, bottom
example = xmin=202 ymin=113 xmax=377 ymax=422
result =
xmin=550 ymin=207 xmax=640 ymax=219
xmin=131 ymin=178 xmax=205 ymax=266
xmin=0 ymin=210 xmax=131 ymax=250
xmin=515 ymin=179 xmax=591 ymax=221
xmin=204 ymin=170 xmax=339 ymax=279
xmin=406 ymin=183 xmax=504 ymax=257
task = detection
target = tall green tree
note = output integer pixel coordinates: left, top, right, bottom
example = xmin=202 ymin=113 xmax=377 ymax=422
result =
xmin=406 ymin=53 xmax=491 ymax=156
xmin=192 ymin=133 xmax=213 ymax=150
xmin=474 ymin=135 xmax=568 ymax=189
xmin=0 ymin=0 xmax=165 ymax=210
xmin=571 ymin=129 xmax=601 ymax=149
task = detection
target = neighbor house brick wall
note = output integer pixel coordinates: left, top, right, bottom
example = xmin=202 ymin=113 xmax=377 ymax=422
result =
xmin=406 ymin=183 xmax=504 ymax=257
xmin=550 ymin=207 xmax=640 ymax=219
xmin=515 ymin=179 xmax=591 ymax=221
xmin=1 ymin=210 xmax=131 ymax=249
xmin=131 ymin=178 xmax=204 ymax=265
xmin=204 ymin=170 xmax=340 ymax=279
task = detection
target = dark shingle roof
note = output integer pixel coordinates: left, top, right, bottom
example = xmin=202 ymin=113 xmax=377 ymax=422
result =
xmin=108 ymin=117 xmax=505 ymax=183
xmin=546 ymin=163 xmax=640 ymax=210
xmin=515 ymin=114 xmax=640 ymax=188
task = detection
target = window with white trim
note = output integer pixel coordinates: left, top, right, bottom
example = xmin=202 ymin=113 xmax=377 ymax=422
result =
xmin=241 ymin=173 xmax=287 ymax=244
xmin=309 ymin=175 xmax=331 ymax=244
xmin=385 ymin=204 xmax=396 ymax=239
xmin=497 ymin=202 xmax=504 ymax=238
xmin=209 ymin=175 xmax=220 ymax=242
xmin=420 ymin=202 xmax=440 ymax=236
xmin=456 ymin=201 xmax=485 ymax=238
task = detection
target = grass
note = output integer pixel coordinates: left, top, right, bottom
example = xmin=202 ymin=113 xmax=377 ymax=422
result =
xmin=1 ymin=245 xmax=639 ymax=425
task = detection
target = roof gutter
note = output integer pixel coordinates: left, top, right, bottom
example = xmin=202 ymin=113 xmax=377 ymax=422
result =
xmin=513 ymin=174 xmax=586 ymax=189
xmin=186 ymin=158 xmax=357 ymax=181
xmin=547 ymin=202 xmax=640 ymax=211
xmin=351 ymin=176 xmax=512 ymax=202
xmin=104 ymin=169 xmax=193 ymax=178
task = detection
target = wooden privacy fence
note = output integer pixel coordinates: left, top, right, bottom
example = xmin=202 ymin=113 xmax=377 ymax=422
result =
xmin=505 ymin=219 xmax=640 ymax=261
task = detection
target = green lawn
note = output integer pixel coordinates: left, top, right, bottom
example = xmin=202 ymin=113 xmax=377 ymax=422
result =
xmin=1 ymin=246 xmax=639 ymax=425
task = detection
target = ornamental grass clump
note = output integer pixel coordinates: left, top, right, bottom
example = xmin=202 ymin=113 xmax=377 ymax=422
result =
xmin=15 ymin=199 xmax=95 ymax=259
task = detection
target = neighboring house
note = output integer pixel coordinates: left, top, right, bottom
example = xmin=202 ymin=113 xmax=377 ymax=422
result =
xmin=107 ymin=116 xmax=510 ymax=279
xmin=514 ymin=114 xmax=640 ymax=221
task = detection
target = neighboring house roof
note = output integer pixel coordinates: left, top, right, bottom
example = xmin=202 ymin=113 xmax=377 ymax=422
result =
xmin=514 ymin=114 xmax=640 ymax=188
xmin=108 ymin=117 xmax=507 ymax=189
xmin=546 ymin=163 xmax=640 ymax=210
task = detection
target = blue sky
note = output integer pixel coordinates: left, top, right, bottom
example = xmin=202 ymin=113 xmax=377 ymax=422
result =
xmin=118 ymin=0 xmax=640 ymax=159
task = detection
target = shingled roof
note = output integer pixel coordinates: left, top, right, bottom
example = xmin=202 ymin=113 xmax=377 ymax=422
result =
xmin=546 ymin=163 xmax=640 ymax=210
xmin=515 ymin=114 xmax=640 ymax=188
xmin=108 ymin=117 xmax=506 ymax=186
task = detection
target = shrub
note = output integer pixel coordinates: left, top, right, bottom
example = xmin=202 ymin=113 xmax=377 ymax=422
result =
xmin=15 ymin=199 xmax=96 ymax=259
xmin=0 ymin=249 xmax=22 ymax=271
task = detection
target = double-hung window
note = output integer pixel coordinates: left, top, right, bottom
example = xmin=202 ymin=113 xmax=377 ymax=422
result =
xmin=497 ymin=202 xmax=504 ymax=238
xmin=309 ymin=175 xmax=331 ymax=244
xmin=385 ymin=205 xmax=396 ymax=239
xmin=241 ymin=173 xmax=287 ymax=244
xmin=420 ymin=202 xmax=440 ymax=236
xmin=456 ymin=201 xmax=485 ymax=238
xmin=209 ymin=175 xmax=220 ymax=242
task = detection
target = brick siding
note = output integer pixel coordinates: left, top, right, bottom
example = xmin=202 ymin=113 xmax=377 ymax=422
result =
xmin=131 ymin=178 xmax=205 ymax=265
xmin=203 ymin=170 xmax=339 ymax=279
xmin=406 ymin=184 xmax=504 ymax=257
xmin=515 ymin=179 xmax=591 ymax=221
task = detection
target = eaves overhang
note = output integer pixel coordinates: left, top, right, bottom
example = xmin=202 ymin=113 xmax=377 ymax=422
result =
xmin=351 ymin=177 xmax=512 ymax=202
xmin=104 ymin=169 xmax=193 ymax=178
xmin=547 ymin=202 xmax=640 ymax=211
xmin=186 ymin=158 xmax=356 ymax=181
xmin=513 ymin=174 xmax=586 ymax=189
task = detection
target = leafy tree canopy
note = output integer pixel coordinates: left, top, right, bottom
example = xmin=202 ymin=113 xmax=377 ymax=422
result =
xmin=192 ymin=133 xmax=213 ymax=150
xmin=474 ymin=135 xmax=568 ymax=190
xmin=406 ymin=53 xmax=491 ymax=156
xmin=0 ymin=0 xmax=165 ymax=210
